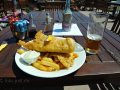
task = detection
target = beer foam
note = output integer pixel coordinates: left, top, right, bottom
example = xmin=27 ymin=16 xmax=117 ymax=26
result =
xmin=87 ymin=34 xmax=102 ymax=41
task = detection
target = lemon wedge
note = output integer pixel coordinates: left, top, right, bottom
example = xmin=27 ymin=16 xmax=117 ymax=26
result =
xmin=46 ymin=35 xmax=54 ymax=41
xmin=17 ymin=49 xmax=26 ymax=54
xmin=0 ymin=43 xmax=8 ymax=51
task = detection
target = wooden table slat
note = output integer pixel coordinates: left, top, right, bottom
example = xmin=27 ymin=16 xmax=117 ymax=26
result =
xmin=103 ymin=32 xmax=120 ymax=51
xmin=98 ymin=46 xmax=116 ymax=62
xmin=101 ymin=38 xmax=120 ymax=55
xmin=105 ymin=29 xmax=120 ymax=43
xmin=75 ymin=62 xmax=120 ymax=76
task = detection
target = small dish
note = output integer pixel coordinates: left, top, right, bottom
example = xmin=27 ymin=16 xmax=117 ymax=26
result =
xmin=21 ymin=50 xmax=40 ymax=65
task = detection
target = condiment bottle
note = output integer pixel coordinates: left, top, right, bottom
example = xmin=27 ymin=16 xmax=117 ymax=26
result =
xmin=62 ymin=0 xmax=72 ymax=31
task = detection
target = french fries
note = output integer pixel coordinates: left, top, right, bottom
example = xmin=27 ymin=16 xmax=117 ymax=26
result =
xmin=41 ymin=60 xmax=60 ymax=70
xmin=32 ymin=62 xmax=48 ymax=71
xmin=32 ymin=61 xmax=56 ymax=72
xmin=32 ymin=52 xmax=78 ymax=72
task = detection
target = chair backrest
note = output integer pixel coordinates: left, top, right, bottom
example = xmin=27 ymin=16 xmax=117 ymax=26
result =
xmin=84 ymin=0 xmax=95 ymax=8
xmin=0 ymin=0 xmax=7 ymax=16
xmin=95 ymin=0 xmax=109 ymax=12
xmin=18 ymin=0 xmax=29 ymax=9
xmin=44 ymin=1 xmax=65 ymax=11
xmin=111 ymin=12 xmax=120 ymax=35
xmin=4 ymin=0 xmax=14 ymax=12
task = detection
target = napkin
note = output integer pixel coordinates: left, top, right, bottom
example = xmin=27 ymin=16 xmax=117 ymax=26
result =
xmin=52 ymin=23 xmax=83 ymax=36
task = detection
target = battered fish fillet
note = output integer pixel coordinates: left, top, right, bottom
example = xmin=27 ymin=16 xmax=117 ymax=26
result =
xmin=18 ymin=31 xmax=75 ymax=53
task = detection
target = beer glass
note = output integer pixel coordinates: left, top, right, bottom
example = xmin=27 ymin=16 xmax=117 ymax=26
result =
xmin=86 ymin=12 xmax=108 ymax=54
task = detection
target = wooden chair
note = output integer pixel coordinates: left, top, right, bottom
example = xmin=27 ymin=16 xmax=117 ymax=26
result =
xmin=0 ymin=0 xmax=7 ymax=17
xmin=4 ymin=0 xmax=15 ymax=13
xmin=18 ymin=0 xmax=30 ymax=12
xmin=95 ymin=0 xmax=110 ymax=13
xmin=38 ymin=1 xmax=66 ymax=11
xmin=83 ymin=0 xmax=95 ymax=10
xmin=0 ymin=0 xmax=10 ymax=24
xmin=43 ymin=1 xmax=65 ymax=22
xmin=71 ymin=0 xmax=79 ymax=11
xmin=111 ymin=11 xmax=120 ymax=35
xmin=18 ymin=0 xmax=29 ymax=8
xmin=44 ymin=1 xmax=65 ymax=11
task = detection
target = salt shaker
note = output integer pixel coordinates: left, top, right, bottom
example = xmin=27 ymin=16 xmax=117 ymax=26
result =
xmin=46 ymin=13 xmax=52 ymax=24
xmin=29 ymin=14 xmax=37 ymax=38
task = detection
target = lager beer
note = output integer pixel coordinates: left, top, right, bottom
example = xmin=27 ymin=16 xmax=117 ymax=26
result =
xmin=86 ymin=34 xmax=102 ymax=54
xmin=86 ymin=12 xmax=108 ymax=54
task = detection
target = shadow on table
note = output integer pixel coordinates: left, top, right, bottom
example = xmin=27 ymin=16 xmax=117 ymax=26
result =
xmin=5 ymin=37 xmax=17 ymax=44
xmin=12 ymin=59 xmax=73 ymax=90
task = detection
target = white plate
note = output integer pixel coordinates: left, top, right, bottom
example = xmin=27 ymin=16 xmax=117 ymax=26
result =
xmin=15 ymin=43 xmax=86 ymax=78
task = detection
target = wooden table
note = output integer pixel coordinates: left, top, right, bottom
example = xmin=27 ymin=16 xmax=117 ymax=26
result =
xmin=0 ymin=11 xmax=120 ymax=87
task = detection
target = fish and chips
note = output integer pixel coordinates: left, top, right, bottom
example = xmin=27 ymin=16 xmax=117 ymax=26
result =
xmin=17 ymin=31 xmax=78 ymax=72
